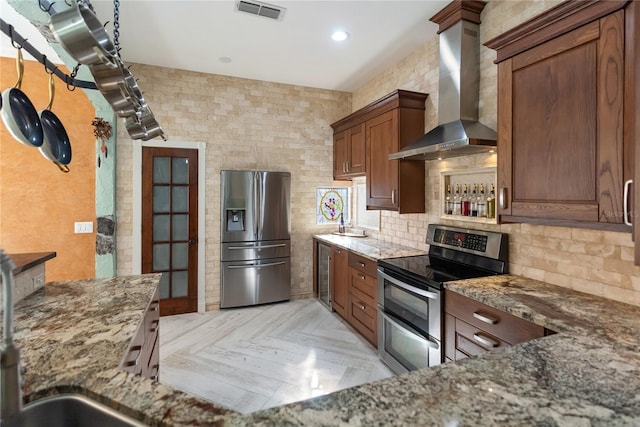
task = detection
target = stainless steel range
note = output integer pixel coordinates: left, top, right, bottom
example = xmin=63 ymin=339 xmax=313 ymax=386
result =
xmin=377 ymin=224 xmax=508 ymax=374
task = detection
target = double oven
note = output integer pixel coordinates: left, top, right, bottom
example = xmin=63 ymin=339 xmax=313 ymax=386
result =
xmin=377 ymin=224 xmax=508 ymax=374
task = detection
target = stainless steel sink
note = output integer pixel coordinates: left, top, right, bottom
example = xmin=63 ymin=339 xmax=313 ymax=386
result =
xmin=15 ymin=394 xmax=147 ymax=427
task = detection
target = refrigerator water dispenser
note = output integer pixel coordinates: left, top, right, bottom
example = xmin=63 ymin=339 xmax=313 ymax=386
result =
xmin=226 ymin=209 xmax=245 ymax=231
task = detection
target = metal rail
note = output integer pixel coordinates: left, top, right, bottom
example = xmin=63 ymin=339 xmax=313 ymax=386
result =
xmin=0 ymin=18 xmax=97 ymax=90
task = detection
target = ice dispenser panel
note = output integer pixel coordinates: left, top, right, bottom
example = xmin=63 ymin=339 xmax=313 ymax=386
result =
xmin=226 ymin=209 xmax=246 ymax=231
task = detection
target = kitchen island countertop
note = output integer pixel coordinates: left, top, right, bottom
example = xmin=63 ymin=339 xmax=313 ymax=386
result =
xmin=313 ymin=234 xmax=426 ymax=260
xmin=4 ymin=274 xmax=233 ymax=426
xmin=6 ymin=273 xmax=640 ymax=426
xmin=228 ymin=275 xmax=640 ymax=426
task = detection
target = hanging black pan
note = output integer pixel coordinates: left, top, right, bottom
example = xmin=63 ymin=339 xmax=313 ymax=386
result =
xmin=38 ymin=70 xmax=71 ymax=173
xmin=0 ymin=46 xmax=44 ymax=147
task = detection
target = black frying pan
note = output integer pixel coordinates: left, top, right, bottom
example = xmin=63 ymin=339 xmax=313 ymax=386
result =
xmin=0 ymin=47 xmax=43 ymax=147
xmin=38 ymin=73 xmax=71 ymax=173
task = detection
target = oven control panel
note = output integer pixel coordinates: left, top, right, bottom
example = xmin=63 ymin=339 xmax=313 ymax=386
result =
xmin=433 ymin=229 xmax=487 ymax=252
xmin=426 ymin=224 xmax=507 ymax=261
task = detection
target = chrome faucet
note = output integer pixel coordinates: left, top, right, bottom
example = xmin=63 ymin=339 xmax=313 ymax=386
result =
xmin=0 ymin=250 xmax=22 ymax=425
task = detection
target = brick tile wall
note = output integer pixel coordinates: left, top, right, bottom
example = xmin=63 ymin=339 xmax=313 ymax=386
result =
xmin=115 ymin=0 xmax=640 ymax=309
xmin=116 ymin=67 xmax=351 ymax=309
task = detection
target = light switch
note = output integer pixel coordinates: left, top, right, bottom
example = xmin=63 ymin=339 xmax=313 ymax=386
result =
xmin=74 ymin=222 xmax=94 ymax=233
xmin=33 ymin=274 xmax=45 ymax=290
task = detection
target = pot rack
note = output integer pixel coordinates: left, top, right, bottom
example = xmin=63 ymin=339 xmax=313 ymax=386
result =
xmin=0 ymin=18 xmax=97 ymax=91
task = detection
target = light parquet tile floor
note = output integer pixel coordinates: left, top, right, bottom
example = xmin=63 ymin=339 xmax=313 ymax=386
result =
xmin=159 ymin=298 xmax=394 ymax=414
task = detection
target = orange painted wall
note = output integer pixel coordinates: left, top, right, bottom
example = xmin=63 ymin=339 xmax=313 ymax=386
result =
xmin=0 ymin=57 xmax=96 ymax=281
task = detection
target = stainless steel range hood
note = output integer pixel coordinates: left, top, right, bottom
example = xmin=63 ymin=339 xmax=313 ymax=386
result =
xmin=390 ymin=1 xmax=496 ymax=161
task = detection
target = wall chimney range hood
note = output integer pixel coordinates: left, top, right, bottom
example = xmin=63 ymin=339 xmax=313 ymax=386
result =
xmin=389 ymin=1 xmax=496 ymax=161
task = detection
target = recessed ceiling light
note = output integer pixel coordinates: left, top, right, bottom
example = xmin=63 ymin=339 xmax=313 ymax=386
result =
xmin=331 ymin=31 xmax=349 ymax=42
xmin=219 ymin=57 xmax=232 ymax=63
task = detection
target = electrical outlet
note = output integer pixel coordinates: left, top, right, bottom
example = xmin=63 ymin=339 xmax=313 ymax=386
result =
xmin=33 ymin=273 xmax=45 ymax=290
xmin=74 ymin=222 xmax=94 ymax=233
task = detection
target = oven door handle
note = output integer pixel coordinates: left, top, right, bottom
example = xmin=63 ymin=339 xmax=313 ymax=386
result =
xmin=381 ymin=311 xmax=439 ymax=349
xmin=377 ymin=268 xmax=439 ymax=300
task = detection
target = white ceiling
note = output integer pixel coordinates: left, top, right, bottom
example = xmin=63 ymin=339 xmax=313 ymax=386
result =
xmin=2 ymin=0 xmax=448 ymax=92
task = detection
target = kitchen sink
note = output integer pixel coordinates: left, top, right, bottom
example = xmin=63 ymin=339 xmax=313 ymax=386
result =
xmin=14 ymin=394 xmax=147 ymax=427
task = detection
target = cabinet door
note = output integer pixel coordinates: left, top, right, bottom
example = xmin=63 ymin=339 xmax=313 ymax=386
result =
xmin=333 ymin=130 xmax=348 ymax=180
xmin=366 ymin=109 xmax=398 ymax=210
xmin=498 ymin=12 xmax=625 ymax=224
xmin=331 ymin=247 xmax=349 ymax=319
xmin=347 ymin=123 xmax=366 ymax=175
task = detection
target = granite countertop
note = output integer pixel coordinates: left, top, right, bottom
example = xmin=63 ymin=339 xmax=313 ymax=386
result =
xmin=3 ymin=275 xmax=233 ymax=426
xmin=8 ymin=252 xmax=56 ymax=274
xmin=313 ymin=234 xmax=426 ymax=260
xmin=229 ymin=275 xmax=640 ymax=426
xmin=6 ymin=272 xmax=640 ymax=425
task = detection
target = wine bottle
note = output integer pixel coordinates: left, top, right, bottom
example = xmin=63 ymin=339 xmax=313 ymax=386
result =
xmin=470 ymin=184 xmax=479 ymax=217
xmin=453 ymin=184 xmax=461 ymax=215
xmin=487 ymin=184 xmax=496 ymax=219
xmin=478 ymin=184 xmax=487 ymax=218
xmin=445 ymin=184 xmax=453 ymax=215
xmin=461 ymin=184 xmax=471 ymax=216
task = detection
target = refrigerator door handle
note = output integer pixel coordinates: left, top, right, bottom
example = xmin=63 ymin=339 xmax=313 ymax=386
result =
xmin=253 ymin=173 xmax=260 ymax=238
xmin=227 ymin=261 xmax=286 ymax=269
xmin=227 ymin=243 xmax=286 ymax=250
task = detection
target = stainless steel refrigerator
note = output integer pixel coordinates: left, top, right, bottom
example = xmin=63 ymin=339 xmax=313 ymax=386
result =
xmin=220 ymin=170 xmax=291 ymax=308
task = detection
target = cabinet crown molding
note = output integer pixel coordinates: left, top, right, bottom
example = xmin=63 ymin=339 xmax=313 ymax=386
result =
xmin=430 ymin=0 xmax=487 ymax=34
xmin=485 ymin=0 xmax=631 ymax=63
xmin=331 ymin=89 xmax=427 ymax=134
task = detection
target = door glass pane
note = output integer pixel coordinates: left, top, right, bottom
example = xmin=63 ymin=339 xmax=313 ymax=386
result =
xmin=153 ymin=157 xmax=170 ymax=184
xmin=153 ymin=243 xmax=170 ymax=270
xmin=153 ymin=215 xmax=170 ymax=242
xmin=172 ymin=271 xmax=188 ymax=297
xmin=172 ymin=158 xmax=189 ymax=184
xmin=172 ymin=214 xmax=189 ymax=240
xmin=159 ymin=273 xmax=170 ymax=299
xmin=153 ymin=187 xmax=170 ymax=213
xmin=172 ymin=187 xmax=188 ymax=212
xmin=172 ymin=243 xmax=188 ymax=269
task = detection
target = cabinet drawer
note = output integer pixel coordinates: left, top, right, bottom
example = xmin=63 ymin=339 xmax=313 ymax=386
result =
xmin=445 ymin=290 xmax=544 ymax=345
xmin=453 ymin=318 xmax=508 ymax=360
xmin=350 ymin=289 xmax=377 ymax=346
xmin=348 ymin=252 xmax=377 ymax=277
xmin=350 ymin=268 xmax=376 ymax=303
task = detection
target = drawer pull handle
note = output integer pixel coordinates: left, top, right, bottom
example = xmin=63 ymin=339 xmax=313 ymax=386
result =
xmin=624 ymin=179 xmax=633 ymax=226
xmin=150 ymin=364 xmax=160 ymax=382
xmin=359 ymin=274 xmax=365 ymax=280
xmin=473 ymin=333 xmax=499 ymax=348
xmin=359 ymin=304 xmax=366 ymax=310
xmin=149 ymin=319 xmax=160 ymax=333
xmin=125 ymin=345 xmax=142 ymax=367
xmin=358 ymin=262 xmax=366 ymax=268
xmin=473 ymin=311 xmax=499 ymax=325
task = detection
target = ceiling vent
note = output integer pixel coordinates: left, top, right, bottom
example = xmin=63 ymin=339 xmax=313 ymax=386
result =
xmin=235 ymin=0 xmax=286 ymax=21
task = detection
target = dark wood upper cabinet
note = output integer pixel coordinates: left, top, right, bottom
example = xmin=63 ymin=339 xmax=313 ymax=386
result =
xmin=485 ymin=0 xmax=637 ymax=234
xmin=331 ymin=89 xmax=428 ymax=213
xmin=333 ymin=122 xmax=366 ymax=180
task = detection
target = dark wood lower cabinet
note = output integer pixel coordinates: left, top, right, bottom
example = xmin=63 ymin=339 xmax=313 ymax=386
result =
xmin=331 ymin=247 xmax=349 ymax=319
xmin=121 ymin=287 xmax=160 ymax=380
xmin=313 ymin=239 xmax=378 ymax=348
xmin=445 ymin=290 xmax=547 ymax=361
